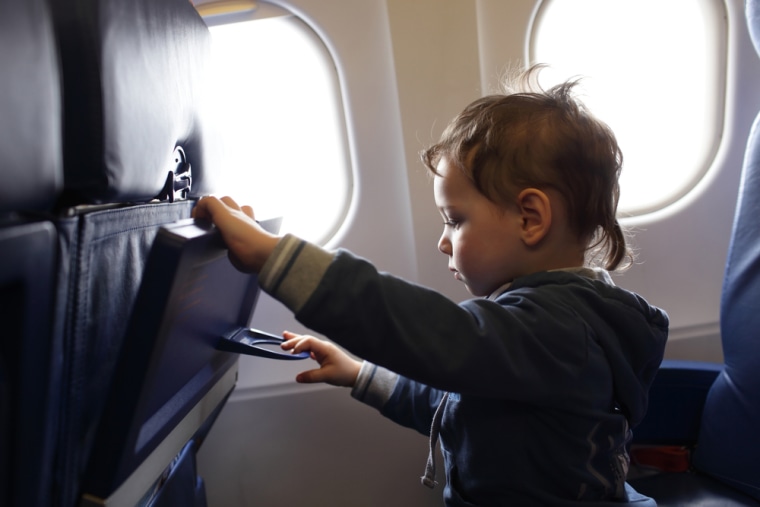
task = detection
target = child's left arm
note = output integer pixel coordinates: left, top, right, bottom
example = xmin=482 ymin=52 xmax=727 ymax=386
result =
xmin=280 ymin=332 xmax=362 ymax=387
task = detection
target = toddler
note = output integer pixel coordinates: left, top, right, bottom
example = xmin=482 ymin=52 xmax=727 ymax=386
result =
xmin=192 ymin=65 xmax=668 ymax=506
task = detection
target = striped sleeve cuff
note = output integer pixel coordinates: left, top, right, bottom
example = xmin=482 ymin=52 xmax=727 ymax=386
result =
xmin=258 ymin=233 xmax=334 ymax=314
xmin=351 ymin=361 xmax=398 ymax=410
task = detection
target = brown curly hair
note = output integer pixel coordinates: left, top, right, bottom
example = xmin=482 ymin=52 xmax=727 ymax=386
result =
xmin=421 ymin=65 xmax=630 ymax=271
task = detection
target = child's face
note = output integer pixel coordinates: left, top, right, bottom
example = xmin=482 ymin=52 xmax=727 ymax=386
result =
xmin=434 ymin=156 xmax=528 ymax=297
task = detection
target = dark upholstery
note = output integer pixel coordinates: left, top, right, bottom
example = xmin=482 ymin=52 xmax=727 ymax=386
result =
xmin=630 ymin=1 xmax=760 ymax=504
xmin=0 ymin=223 xmax=59 ymax=507
xmin=631 ymin=361 xmax=721 ymax=446
xmin=49 ymin=0 xmax=215 ymax=205
xmin=0 ymin=0 xmax=62 ymax=212
xmin=55 ymin=202 xmax=195 ymax=507
xmin=0 ymin=2 xmax=63 ymax=506
xmin=45 ymin=1 xmax=219 ymax=506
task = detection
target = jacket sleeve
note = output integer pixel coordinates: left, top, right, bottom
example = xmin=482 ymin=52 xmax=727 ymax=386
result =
xmin=258 ymin=234 xmax=655 ymax=409
xmin=351 ymin=361 xmax=445 ymax=436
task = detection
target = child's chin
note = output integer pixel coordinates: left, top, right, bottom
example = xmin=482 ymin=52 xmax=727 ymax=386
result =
xmin=465 ymin=285 xmax=484 ymax=297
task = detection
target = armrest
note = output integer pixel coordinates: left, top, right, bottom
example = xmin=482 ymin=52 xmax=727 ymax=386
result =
xmin=632 ymin=360 xmax=723 ymax=445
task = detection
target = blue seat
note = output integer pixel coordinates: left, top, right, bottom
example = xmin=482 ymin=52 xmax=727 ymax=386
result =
xmin=629 ymin=1 xmax=760 ymax=504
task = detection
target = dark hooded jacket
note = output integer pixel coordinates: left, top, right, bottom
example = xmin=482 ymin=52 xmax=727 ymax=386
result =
xmin=259 ymin=235 xmax=669 ymax=506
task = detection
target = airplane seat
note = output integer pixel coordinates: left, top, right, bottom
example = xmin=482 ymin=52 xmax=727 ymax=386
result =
xmin=0 ymin=1 xmax=64 ymax=506
xmin=628 ymin=0 xmax=760 ymax=504
xmin=46 ymin=0 xmax=219 ymax=505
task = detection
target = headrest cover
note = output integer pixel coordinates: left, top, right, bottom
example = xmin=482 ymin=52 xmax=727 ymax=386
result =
xmin=0 ymin=0 xmax=62 ymax=213
xmin=51 ymin=0 xmax=216 ymax=205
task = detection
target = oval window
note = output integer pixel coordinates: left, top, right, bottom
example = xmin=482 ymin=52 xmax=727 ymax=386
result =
xmin=530 ymin=0 xmax=727 ymax=216
xmin=203 ymin=7 xmax=351 ymax=243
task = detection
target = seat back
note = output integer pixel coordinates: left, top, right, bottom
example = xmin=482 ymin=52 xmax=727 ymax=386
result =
xmin=51 ymin=0 xmax=215 ymax=206
xmin=0 ymin=2 xmax=63 ymax=506
xmin=47 ymin=1 xmax=218 ymax=505
xmin=691 ymin=0 xmax=760 ymax=500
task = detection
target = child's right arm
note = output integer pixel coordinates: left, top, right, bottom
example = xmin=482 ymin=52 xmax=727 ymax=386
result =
xmin=191 ymin=195 xmax=280 ymax=274
xmin=280 ymin=332 xmax=361 ymax=387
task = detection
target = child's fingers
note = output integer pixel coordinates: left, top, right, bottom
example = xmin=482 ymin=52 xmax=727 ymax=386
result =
xmin=192 ymin=195 xmax=244 ymax=222
xmin=280 ymin=340 xmax=306 ymax=357
xmin=281 ymin=332 xmax=321 ymax=356
xmin=220 ymin=195 xmax=241 ymax=210
xmin=280 ymin=331 xmax=305 ymax=349
xmin=295 ymin=368 xmax=326 ymax=384
xmin=281 ymin=330 xmax=299 ymax=341
xmin=241 ymin=205 xmax=255 ymax=219
xmin=191 ymin=195 xmax=222 ymax=219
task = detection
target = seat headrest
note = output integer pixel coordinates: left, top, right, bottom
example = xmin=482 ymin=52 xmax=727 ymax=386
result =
xmin=51 ymin=0 xmax=216 ymax=206
xmin=0 ymin=0 xmax=62 ymax=213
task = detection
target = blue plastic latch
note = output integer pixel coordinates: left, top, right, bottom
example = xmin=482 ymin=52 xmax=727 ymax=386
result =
xmin=217 ymin=328 xmax=310 ymax=360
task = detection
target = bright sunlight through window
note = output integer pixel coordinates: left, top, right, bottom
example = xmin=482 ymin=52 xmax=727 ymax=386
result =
xmin=531 ymin=0 xmax=727 ymax=217
xmin=207 ymin=14 xmax=351 ymax=243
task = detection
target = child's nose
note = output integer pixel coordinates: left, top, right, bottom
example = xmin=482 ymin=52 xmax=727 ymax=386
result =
xmin=438 ymin=233 xmax=451 ymax=255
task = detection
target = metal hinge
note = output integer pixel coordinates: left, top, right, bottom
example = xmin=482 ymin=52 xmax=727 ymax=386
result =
xmin=156 ymin=146 xmax=192 ymax=202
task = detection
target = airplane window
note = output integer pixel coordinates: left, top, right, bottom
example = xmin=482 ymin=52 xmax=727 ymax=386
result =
xmin=530 ymin=0 xmax=727 ymax=217
xmin=206 ymin=13 xmax=351 ymax=244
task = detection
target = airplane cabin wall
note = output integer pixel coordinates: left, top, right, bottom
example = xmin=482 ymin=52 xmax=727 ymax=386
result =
xmin=197 ymin=0 xmax=760 ymax=505
xmin=386 ymin=0 xmax=481 ymax=305
xmin=611 ymin=0 xmax=760 ymax=361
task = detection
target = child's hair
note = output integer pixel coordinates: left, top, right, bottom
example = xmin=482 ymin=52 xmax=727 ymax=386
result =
xmin=421 ymin=64 xmax=631 ymax=271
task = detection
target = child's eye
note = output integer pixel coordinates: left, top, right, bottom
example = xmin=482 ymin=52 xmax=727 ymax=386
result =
xmin=444 ymin=219 xmax=460 ymax=228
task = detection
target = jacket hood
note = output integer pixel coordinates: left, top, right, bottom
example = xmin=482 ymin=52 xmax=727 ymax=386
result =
xmin=508 ymin=269 xmax=669 ymax=427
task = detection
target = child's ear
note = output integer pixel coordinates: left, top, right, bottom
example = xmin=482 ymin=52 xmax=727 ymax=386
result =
xmin=516 ymin=188 xmax=551 ymax=246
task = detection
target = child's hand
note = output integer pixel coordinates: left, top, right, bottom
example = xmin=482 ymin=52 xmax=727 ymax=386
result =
xmin=191 ymin=195 xmax=280 ymax=273
xmin=280 ymin=331 xmax=362 ymax=387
